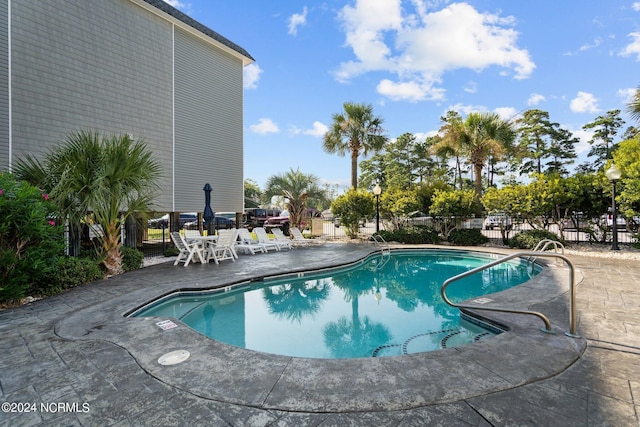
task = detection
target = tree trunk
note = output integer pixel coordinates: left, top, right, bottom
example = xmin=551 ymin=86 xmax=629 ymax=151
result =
xmin=351 ymin=150 xmax=359 ymax=189
xmin=474 ymin=163 xmax=484 ymax=214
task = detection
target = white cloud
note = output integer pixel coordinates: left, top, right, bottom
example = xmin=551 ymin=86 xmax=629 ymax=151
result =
xmin=571 ymin=128 xmax=594 ymax=154
xmin=335 ymin=1 xmax=534 ymax=102
xmin=463 ymin=81 xmax=477 ymax=94
xmin=620 ymin=32 xmax=640 ymax=60
xmin=376 ymin=79 xmax=445 ymax=102
xmin=288 ymin=7 xmax=308 ymax=36
xmin=618 ymin=87 xmax=637 ymax=103
xmin=250 ymin=118 xmax=279 ymax=134
xmin=303 ymin=121 xmax=329 ymax=137
xmin=570 ymin=92 xmax=600 ymax=113
xmin=445 ymin=103 xmax=487 ymax=116
xmin=633 ymin=2 xmax=640 ymax=11
xmin=527 ymin=93 xmax=546 ymax=106
xmin=579 ymin=37 xmax=602 ymax=52
xmin=243 ymin=63 xmax=263 ymax=90
xmin=494 ymin=107 xmax=518 ymax=121
xmin=163 ymin=0 xmax=190 ymax=11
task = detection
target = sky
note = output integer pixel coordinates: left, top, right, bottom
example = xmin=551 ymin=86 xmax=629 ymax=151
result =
xmin=164 ymin=0 xmax=640 ymax=192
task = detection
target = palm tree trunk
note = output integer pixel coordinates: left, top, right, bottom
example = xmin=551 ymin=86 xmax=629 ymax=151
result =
xmin=351 ymin=150 xmax=359 ymax=189
xmin=474 ymin=163 xmax=484 ymax=215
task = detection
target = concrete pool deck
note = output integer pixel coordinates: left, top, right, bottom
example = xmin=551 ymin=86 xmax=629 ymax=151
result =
xmin=0 ymin=242 xmax=638 ymax=425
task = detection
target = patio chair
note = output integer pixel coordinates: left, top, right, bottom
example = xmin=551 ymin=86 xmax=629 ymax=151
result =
xmin=170 ymin=231 xmax=205 ymax=267
xmin=253 ymin=227 xmax=284 ymax=251
xmin=236 ymin=228 xmax=267 ymax=254
xmin=271 ymin=228 xmax=294 ymax=249
xmin=183 ymin=229 xmax=201 ymax=240
xmin=209 ymin=229 xmax=238 ymax=263
xmin=289 ymin=227 xmax=313 ymax=245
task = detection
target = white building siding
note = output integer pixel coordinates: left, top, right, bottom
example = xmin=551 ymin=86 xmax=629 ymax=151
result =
xmin=173 ymin=27 xmax=244 ymax=213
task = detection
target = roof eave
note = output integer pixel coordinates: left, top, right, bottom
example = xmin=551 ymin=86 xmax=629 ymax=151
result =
xmin=130 ymin=0 xmax=255 ymax=66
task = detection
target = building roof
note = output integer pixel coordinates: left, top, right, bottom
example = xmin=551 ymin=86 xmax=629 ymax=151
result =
xmin=142 ymin=0 xmax=255 ymax=63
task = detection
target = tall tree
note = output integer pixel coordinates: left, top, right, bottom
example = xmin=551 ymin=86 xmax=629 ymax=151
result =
xmin=432 ymin=111 xmax=467 ymax=190
xmin=514 ymin=109 xmax=557 ymax=175
xmin=545 ymin=127 xmax=578 ymax=176
xmin=582 ymin=109 xmax=624 ymax=169
xmin=264 ymin=168 xmax=327 ymax=228
xmin=323 ymin=102 xmax=389 ymax=189
xmin=437 ymin=111 xmax=515 ymax=207
xmin=14 ymin=131 xmax=161 ymax=276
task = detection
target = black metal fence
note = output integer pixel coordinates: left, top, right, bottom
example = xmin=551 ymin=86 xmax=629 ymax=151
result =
xmin=123 ymin=218 xmax=637 ymax=259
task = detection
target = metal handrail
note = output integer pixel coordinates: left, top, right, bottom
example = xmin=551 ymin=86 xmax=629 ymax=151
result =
xmin=370 ymin=234 xmax=391 ymax=256
xmin=441 ymin=251 xmax=579 ymax=338
xmin=527 ymin=239 xmax=565 ymax=268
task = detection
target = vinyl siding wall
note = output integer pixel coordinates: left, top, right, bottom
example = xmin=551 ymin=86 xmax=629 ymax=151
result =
xmin=174 ymin=28 xmax=244 ymax=213
xmin=2 ymin=0 xmax=246 ymax=213
xmin=0 ymin=1 xmax=8 ymax=170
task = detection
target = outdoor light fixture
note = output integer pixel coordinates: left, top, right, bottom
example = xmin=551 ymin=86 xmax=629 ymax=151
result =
xmin=373 ymin=183 xmax=382 ymax=233
xmin=605 ymin=163 xmax=622 ymax=251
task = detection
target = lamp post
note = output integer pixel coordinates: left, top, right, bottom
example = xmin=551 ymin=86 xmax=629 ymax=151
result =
xmin=605 ymin=163 xmax=622 ymax=251
xmin=373 ymin=183 xmax=382 ymax=233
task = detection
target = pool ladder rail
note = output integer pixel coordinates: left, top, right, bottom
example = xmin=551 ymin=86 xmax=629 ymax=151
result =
xmin=370 ymin=234 xmax=391 ymax=257
xmin=441 ymin=246 xmax=579 ymax=338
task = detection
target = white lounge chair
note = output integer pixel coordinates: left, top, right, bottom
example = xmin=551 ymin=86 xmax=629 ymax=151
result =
xmin=253 ymin=227 xmax=283 ymax=251
xmin=208 ymin=229 xmax=237 ymax=263
xmin=236 ymin=228 xmax=268 ymax=254
xmin=290 ymin=227 xmax=313 ymax=245
xmin=170 ymin=231 xmax=205 ymax=266
xmin=271 ymin=228 xmax=294 ymax=249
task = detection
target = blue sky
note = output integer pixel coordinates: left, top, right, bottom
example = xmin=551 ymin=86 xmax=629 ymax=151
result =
xmin=165 ymin=0 xmax=640 ymax=191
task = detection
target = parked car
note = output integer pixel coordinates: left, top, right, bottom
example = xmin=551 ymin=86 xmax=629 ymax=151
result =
xmin=561 ymin=212 xmax=590 ymax=229
xmin=599 ymin=213 xmax=626 ymax=228
xmin=403 ymin=211 xmax=433 ymax=226
xmin=184 ymin=216 xmax=235 ymax=230
xmin=264 ymin=210 xmax=290 ymax=231
xmin=147 ymin=213 xmax=169 ymax=229
xmin=243 ymin=208 xmax=281 ymax=229
xmin=484 ymin=212 xmax=512 ymax=230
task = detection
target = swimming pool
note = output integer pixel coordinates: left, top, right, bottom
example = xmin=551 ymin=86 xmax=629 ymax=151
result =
xmin=132 ymin=250 xmax=540 ymax=358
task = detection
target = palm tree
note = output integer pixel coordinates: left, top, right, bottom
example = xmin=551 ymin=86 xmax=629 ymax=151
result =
xmin=627 ymin=85 xmax=640 ymax=122
xmin=438 ymin=112 xmax=515 ymax=204
xmin=14 ymin=130 xmax=161 ymax=276
xmin=323 ymin=102 xmax=389 ymax=189
xmin=264 ymin=168 xmax=327 ymax=228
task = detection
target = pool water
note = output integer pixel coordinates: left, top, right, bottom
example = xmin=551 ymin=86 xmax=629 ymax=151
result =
xmin=133 ymin=250 xmax=539 ymax=359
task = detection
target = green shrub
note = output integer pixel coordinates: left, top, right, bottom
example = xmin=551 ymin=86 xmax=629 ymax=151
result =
xmin=331 ymin=189 xmax=375 ymax=238
xmin=120 ymin=246 xmax=144 ymax=271
xmin=376 ymin=226 xmax=440 ymax=244
xmin=508 ymin=229 xmax=562 ymax=249
xmin=164 ymin=246 xmax=180 ymax=257
xmin=0 ymin=173 xmax=64 ymax=303
xmin=40 ymin=256 xmax=104 ymax=296
xmin=447 ymin=228 xmax=488 ymax=246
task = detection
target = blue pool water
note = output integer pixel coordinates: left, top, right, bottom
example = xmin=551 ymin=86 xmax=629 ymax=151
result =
xmin=132 ymin=250 xmax=540 ymax=359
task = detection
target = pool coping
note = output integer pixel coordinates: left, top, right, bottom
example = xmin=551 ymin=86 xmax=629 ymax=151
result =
xmin=55 ymin=245 xmax=586 ymax=413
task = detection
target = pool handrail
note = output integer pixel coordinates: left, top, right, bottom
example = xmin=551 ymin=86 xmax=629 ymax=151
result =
xmin=370 ymin=234 xmax=391 ymax=256
xmin=441 ymin=251 xmax=579 ymax=338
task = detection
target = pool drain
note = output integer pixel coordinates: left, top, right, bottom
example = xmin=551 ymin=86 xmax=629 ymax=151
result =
xmin=158 ymin=350 xmax=190 ymax=366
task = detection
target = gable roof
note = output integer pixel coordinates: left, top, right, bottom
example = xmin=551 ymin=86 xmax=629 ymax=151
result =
xmin=140 ymin=0 xmax=255 ymax=63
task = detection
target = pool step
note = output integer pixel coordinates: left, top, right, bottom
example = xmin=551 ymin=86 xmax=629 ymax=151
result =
xmin=371 ymin=329 xmax=495 ymax=357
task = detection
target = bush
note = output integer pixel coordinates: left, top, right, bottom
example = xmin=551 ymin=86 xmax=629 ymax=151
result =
xmin=331 ymin=189 xmax=375 ymax=238
xmin=121 ymin=246 xmax=144 ymax=271
xmin=164 ymin=246 xmax=180 ymax=257
xmin=376 ymin=226 xmax=440 ymax=244
xmin=508 ymin=229 xmax=562 ymax=249
xmin=39 ymin=256 xmax=104 ymax=296
xmin=0 ymin=173 xmax=64 ymax=303
xmin=447 ymin=228 xmax=488 ymax=246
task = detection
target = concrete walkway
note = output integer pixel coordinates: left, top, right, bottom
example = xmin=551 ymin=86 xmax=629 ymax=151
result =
xmin=0 ymin=243 xmax=638 ymax=426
